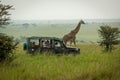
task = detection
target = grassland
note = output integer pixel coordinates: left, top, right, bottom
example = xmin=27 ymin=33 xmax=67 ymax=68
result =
xmin=0 ymin=21 xmax=120 ymax=43
xmin=0 ymin=44 xmax=120 ymax=80
xmin=0 ymin=20 xmax=120 ymax=80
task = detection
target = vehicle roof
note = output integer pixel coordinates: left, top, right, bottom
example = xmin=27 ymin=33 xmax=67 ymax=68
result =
xmin=27 ymin=36 xmax=62 ymax=41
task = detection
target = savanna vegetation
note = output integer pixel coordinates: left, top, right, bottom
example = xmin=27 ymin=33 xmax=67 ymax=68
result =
xmin=0 ymin=1 xmax=13 ymax=26
xmin=98 ymin=26 xmax=120 ymax=52
xmin=0 ymin=33 xmax=17 ymax=62
xmin=0 ymin=1 xmax=120 ymax=80
xmin=0 ymin=1 xmax=17 ymax=62
xmin=0 ymin=44 xmax=120 ymax=80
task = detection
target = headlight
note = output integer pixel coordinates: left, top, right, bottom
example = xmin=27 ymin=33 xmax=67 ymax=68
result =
xmin=75 ymin=48 xmax=79 ymax=51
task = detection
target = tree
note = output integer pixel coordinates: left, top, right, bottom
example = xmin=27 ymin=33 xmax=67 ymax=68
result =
xmin=98 ymin=25 xmax=120 ymax=52
xmin=0 ymin=1 xmax=13 ymax=26
xmin=0 ymin=1 xmax=17 ymax=62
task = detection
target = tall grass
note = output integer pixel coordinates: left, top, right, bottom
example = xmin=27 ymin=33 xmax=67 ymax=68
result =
xmin=0 ymin=44 xmax=120 ymax=80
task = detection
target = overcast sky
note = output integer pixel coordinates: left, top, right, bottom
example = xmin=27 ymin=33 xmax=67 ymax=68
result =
xmin=2 ymin=0 xmax=120 ymax=20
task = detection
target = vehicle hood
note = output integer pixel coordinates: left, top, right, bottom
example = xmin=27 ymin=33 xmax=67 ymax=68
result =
xmin=66 ymin=46 xmax=80 ymax=51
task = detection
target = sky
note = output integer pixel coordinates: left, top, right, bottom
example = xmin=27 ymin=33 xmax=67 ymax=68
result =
xmin=2 ymin=0 xmax=120 ymax=20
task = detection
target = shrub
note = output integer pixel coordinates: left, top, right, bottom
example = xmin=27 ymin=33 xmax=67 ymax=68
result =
xmin=98 ymin=25 xmax=120 ymax=52
xmin=0 ymin=33 xmax=18 ymax=62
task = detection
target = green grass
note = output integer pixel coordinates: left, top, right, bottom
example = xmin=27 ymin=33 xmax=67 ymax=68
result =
xmin=0 ymin=44 xmax=120 ymax=80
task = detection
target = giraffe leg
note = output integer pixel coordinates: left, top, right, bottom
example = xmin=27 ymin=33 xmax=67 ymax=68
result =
xmin=70 ymin=40 xmax=72 ymax=46
xmin=73 ymin=40 xmax=76 ymax=46
xmin=64 ymin=41 xmax=67 ymax=46
xmin=73 ymin=37 xmax=76 ymax=46
xmin=65 ymin=41 xmax=67 ymax=46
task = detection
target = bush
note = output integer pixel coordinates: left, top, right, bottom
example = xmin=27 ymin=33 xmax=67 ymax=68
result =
xmin=0 ymin=33 xmax=18 ymax=62
xmin=98 ymin=25 xmax=120 ymax=52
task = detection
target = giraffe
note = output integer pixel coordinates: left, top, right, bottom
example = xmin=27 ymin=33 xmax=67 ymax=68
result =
xmin=62 ymin=20 xmax=85 ymax=46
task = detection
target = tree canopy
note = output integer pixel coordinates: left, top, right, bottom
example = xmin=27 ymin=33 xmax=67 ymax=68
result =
xmin=98 ymin=25 xmax=120 ymax=52
xmin=0 ymin=1 xmax=13 ymax=26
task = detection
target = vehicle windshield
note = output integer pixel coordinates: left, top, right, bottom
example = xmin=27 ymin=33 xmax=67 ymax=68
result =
xmin=29 ymin=39 xmax=39 ymax=46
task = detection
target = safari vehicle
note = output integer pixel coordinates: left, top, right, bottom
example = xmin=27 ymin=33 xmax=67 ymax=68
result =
xmin=23 ymin=36 xmax=80 ymax=54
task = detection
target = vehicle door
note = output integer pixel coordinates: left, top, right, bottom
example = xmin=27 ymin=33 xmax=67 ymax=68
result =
xmin=54 ymin=40 xmax=65 ymax=53
xmin=39 ymin=39 xmax=51 ymax=52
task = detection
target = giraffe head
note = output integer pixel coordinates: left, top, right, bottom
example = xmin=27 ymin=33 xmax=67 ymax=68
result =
xmin=80 ymin=20 xmax=85 ymax=24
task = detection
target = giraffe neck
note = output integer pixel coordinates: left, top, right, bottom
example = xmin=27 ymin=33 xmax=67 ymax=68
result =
xmin=73 ymin=22 xmax=81 ymax=34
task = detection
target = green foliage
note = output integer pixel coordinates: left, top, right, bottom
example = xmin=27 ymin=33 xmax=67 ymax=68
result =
xmin=0 ymin=1 xmax=16 ymax=62
xmin=98 ymin=25 xmax=120 ymax=52
xmin=0 ymin=1 xmax=13 ymax=26
xmin=0 ymin=33 xmax=18 ymax=62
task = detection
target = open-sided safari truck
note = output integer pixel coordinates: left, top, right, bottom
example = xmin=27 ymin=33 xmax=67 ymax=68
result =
xmin=23 ymin=36 xmax=80 ymax=54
